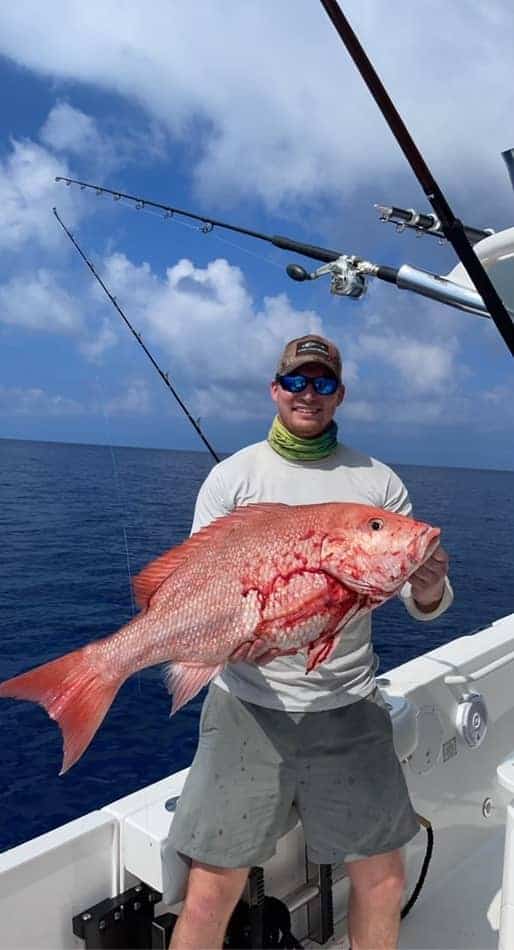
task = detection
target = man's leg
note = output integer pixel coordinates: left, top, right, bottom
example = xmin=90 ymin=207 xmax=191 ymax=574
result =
xmin=346 ymin=848 xmax=406 ymax=950
xmin=170 ymin=860 xmax=249 ymax=950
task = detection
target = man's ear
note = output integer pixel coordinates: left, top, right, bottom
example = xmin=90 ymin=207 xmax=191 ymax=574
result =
xmin=270 ymin=380 xmax=279 ymax=404
xmin=337 ymin=384 xmax=346 ymax=407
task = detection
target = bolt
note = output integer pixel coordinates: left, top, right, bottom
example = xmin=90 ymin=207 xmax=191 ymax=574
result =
xmin=99 ymin=921 xmax=106 ymax=931
xmin=133 ymin=901 xmax=141 ymax=911
xmin=82 ymin=913 xmax=92 ymax=922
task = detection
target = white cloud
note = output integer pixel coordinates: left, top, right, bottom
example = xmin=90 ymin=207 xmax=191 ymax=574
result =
xmin=40 ymin=102 xmax=103 ymax=156
xmin=39 ymin=100 xmax=166 ymax=174
xmin=0 ymin=381 xmax=153 ymax=418
xmin=0 ymin=386 xmax=83 ymax=416
xmin=102 ymin=378 xmax=151 ymax=414
xmin=0 ymin=269 xmax=82 ymax=332
xmin=0 ymin=139 xmax=81 ymax=252
xmin=0 ymin=1 xmax=512 ymax=210
xmin=100 ymin=252 xmax=324 ymax=417
xmin=354 ymin=332 xmax=458 ymax=394
xmin=79 ymin=319 xmax=118 ymax=361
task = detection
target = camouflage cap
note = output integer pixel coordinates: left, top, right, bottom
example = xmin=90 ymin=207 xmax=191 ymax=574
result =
xmin=276 ymin=334 xmax=342 ymax=381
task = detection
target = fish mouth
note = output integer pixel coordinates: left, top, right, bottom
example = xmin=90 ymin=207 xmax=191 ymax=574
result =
xmin=408 ymin=526 xmax=441 ymax=575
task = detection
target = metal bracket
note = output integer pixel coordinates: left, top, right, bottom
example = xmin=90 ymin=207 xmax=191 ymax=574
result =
xmin=244 ymin=865 xmax=266 ymax=948
xmin=73 ymin=882 xmax=162 ymax=949
xmin=305 ymin=857 xmax=334 ymax=944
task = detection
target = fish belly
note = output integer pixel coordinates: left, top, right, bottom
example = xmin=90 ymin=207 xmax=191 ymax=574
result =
xmin=254 ymin=570 xmax=359 ymax=652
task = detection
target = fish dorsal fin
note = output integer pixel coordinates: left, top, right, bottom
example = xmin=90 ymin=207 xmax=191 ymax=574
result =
xmin=133 ymin=502 xmax=292 ymax=609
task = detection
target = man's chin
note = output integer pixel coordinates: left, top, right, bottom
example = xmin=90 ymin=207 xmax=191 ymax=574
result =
xmin=289 ymin=420 xmax=325 ymax=438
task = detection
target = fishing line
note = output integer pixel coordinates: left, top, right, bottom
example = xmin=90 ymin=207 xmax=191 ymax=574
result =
xmin=115 ymin=194 xmax=285 ymax=268
xmin=94 ymin=375 xmax=137 ymax=619
xmin=53 ymin=207 xmax=221 ymax=463
xmin=64 ymin=182 xmax=285 ymax=271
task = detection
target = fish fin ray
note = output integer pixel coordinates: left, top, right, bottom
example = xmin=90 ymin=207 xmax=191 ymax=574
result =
xmin=133 ymin=503 xmax=292 ymax=609
xmin=0 ymin=649 xmax=124 ymax=774
xmin=166 ymin=662 xmax=224 ymax=715
xmin=133 ymin=548 xmax=186 ymax=610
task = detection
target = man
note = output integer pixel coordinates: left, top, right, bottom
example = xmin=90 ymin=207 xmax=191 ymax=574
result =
xmin=168 ymin=334 xmax=452 ymax=950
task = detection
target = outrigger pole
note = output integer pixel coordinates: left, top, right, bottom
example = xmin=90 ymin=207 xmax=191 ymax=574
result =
xmin=52 ymin=208 xmax=221 ymax=463
xmin=319 ymin=0 xmax=514 ymax=359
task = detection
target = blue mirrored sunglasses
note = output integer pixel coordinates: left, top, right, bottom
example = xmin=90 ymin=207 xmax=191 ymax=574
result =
xmin=276 ymin=373 xmax=339 ymax=395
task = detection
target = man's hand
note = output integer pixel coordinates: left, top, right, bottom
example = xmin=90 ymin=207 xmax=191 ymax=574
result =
xmin=229 ymin=638 xmax=298 ymax=666
xmin=410 ymin=544 xmax=449 ymax=613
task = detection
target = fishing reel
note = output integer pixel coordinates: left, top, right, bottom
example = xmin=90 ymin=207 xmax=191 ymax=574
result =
xmin=286 ymin=254 xmax=368 ymax=299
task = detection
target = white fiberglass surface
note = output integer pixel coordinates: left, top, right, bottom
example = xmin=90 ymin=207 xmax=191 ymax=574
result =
xmin=447 ymin=227 xmax=514 ymax=311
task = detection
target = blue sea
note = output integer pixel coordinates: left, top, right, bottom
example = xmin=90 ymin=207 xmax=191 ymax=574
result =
xmin=1 ymin=438 xmax=513 ymax=854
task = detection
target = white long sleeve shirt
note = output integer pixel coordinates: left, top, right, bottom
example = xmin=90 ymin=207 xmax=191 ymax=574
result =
xmin=191 ymin=439 xmax=453 ymax=711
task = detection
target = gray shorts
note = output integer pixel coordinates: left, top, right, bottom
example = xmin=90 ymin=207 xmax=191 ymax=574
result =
xmin=168 ymin=684 xmax=419 ymax=868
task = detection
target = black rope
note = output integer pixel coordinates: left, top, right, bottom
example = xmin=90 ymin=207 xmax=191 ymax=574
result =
xmin=319 ymin=0 xmax=514 ymax=359
xmin=401 ymin=815 xmax=434 ymax=919
xmin=53 ymin=208 xmax=220 ymax=463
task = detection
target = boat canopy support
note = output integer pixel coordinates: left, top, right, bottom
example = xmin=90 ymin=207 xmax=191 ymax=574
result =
xmin=319 ymin=0 xmax=514 ymax=358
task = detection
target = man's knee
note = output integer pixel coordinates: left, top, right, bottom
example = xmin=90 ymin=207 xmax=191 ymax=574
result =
xmin=346 ymin=849 xmax=406 ymax=905
xmin=182 ymin=860 xmax=249 ymax=925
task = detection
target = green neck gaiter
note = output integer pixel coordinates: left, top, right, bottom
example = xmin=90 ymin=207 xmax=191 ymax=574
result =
xmin=267 ymin=414 xmax=338 ymax=462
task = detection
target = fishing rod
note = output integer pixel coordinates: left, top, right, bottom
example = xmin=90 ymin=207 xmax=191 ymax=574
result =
xmin=56 ymin=176 xmax=499 ymax=320
xmin=52 ymin=208 xmax=221 ymax=463
xmin=375 ymin=204 xmax=493 ymax=245
xmin=318 ymin=0 xmax=514 ymax=360
xmin=55 ymin=176 xmax=350 ymax=264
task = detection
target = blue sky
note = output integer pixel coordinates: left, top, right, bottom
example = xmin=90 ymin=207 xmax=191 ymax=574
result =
xmin=1 ymin=1 xmax=513 ymax=470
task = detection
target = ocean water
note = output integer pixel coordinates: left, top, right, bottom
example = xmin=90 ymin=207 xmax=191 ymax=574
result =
xmin=0 ymin=438 xmax=513 ymax=854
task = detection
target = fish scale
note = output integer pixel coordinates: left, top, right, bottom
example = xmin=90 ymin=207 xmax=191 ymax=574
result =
xmin=0 ymin=501 xmax=440 ymax=772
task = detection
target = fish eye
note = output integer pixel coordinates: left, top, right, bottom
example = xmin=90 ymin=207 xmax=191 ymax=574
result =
xmin=369 ymin=518 xmax=384 ymax=531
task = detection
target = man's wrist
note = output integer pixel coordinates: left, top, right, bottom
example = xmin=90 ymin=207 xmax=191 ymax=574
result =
xmin=412 ymin=583 xmax=445 ymax=613
xmin=413 ymin=595 xmax=443 ymax=613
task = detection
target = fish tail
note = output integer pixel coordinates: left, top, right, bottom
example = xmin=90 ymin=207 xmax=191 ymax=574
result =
xmin=0 ymin=647 xmax=124 ymax=774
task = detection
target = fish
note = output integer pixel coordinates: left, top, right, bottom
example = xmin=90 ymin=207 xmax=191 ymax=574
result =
xmin=0 ymin=501 xmax=440 ymax=773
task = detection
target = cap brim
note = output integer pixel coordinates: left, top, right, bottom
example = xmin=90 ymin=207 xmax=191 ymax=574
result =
xmin=281 ymin=355 xmax=340 ymax=378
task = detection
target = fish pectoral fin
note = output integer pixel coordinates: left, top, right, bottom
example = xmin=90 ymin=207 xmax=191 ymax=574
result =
xmin=166 ymin=662 xmax=224 ymax=715
xmin=305 ymin=633 xmax=342 ymax=673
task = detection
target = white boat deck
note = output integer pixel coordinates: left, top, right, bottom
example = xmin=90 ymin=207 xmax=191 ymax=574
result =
xmin=398 ymin=827 xmax=503 ymax=949
xmin=305 ymin=825 xmax=504 ymax=948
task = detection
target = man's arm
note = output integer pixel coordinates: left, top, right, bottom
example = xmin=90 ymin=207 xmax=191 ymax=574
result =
xmin=190 ymin=465 xmax=231 ymax=535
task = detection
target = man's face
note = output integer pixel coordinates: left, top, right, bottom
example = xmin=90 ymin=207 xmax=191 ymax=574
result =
xmin=270 ymin=362 xmax=345 ymax=438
